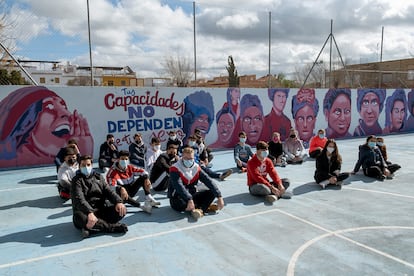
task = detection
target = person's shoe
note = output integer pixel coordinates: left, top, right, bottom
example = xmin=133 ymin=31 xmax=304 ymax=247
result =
xmin=386 ymin=175 xmax=393 ymax=180
xmin=191 ymin=209 xmax=204 ymax=220
xmin=141 ymin=201 xmax=152 ymax=214
xmin=219 ymin=169 xmax=232 ymax=181
xmin=336 ymin=181 xmax=343 ymax=186
xmin=146 ymin=194 xmax=161 ymax=207
xmin=319 ymin=182 xmax=326 ymax=189
xmin=126 ymin=197 xmax=141 ymax=208
xmin=81 ymin=228 xmax=90 ymax=239
xmin=240 ymin=167 xmax=247 ymax=173
xmin=280 ymin=191 xmax=292 ymax=199
xmin=59 ymin=190 xmax=71 ymax=200
xmin=265 ymin=195 xmax=278 ymax=203
xmin=206 ymin=203 xmax=219 ymax=213
xmin=111 ymin=223 xmax=128 ymax=233
xmin=378 ymin=174 xmax=386 ymax=181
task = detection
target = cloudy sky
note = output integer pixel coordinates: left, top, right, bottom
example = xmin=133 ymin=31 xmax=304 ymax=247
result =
xmin=2 ymin=0 xmax=414 ymax=80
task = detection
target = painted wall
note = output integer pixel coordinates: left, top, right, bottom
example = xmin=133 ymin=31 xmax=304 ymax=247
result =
xmin=0 ymin=85 xmax=413 ymax=168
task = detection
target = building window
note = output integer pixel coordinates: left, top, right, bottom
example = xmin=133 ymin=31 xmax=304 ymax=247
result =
xmin=40 ymin=77 xmax=45 ymax=84
xmin=108 ymin=80 xmax=114 ymax=86
xmin=408 ymin=70 xmax=414 ymax=80
xmin=54 ymin=77 xmax=60 ymax=84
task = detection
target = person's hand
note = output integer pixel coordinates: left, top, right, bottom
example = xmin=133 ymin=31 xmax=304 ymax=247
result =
xmin=216 ymin=197 xmax=225 ymax=210
xmin=69 ymin=110 xmax=94 ymax=154
xmin=236 ymin=160 xmax=242 ymax=167
xmin=115 ymin=203 xmax=127 ymax=217
xmin=86 ymin=212 xmax=98 ymax=229
xmin=329 ymin=176 xmax=337 ymax=184
xmin=384 ymin=168 xmax=391 ymax=176
xmin=277 ymin=184 xmax=286 ymax=195
xmin=270 ymin=186 xmax=281 ymax=197
xmin=350 ymin=171 xmax=356 ymax=175
xmin=120 ymin=187 xmax=128 ymax=201
xmin=185 ymin=199 xmax=195 ymax=211
xmin=144 ymin=178 xmax=152 ymax=190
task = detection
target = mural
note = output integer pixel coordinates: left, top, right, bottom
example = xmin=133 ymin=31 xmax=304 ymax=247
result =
xmin=0 ymin=86 xmax=93 ymax=167
xmin=1 ymin=85 xmax=413 ymax=169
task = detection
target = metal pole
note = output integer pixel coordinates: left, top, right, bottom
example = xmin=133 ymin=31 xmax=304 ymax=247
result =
xmin=193 ymin=1 xmax=197 ymax=86
xmin=329 ymin=19 xmax=333 ymax=88
xmin=0 ymin=41 xmax=38 ymax=85
xmin=378 ymin=26 xmax=384 ymax=88
xmin=268 ymin=11 xmax=271 ymax=88
xmin=87 ymin=0 xmax=94 ymax=86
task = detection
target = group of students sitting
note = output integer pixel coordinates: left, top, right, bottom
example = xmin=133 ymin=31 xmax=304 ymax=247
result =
xmin=54 ymin=127 xmax=400 ymax=239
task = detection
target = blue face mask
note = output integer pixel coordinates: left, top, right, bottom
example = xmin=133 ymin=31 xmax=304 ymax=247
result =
xmin=80 ymin=166 xmax=93 ymax=176
xmin=183 ymin=159 xmax=194 ymax=168
xmin=318 ymin=134 xmax=325 ymax=139
xmin=189 ymin=141 xmax=196 ymax=147
xmin=239 ymin=137 xmax=246 ymax=143
xmin=119 ymin=159 xmax=129 ymax=168
xmin=368 ymin=141 xmax=376 ymax=148
xmin=260 ymin=150 xmax=269 ymax=158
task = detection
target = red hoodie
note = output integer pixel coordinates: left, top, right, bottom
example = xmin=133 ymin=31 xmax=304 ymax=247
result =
xmin=247 ymin=154 xmax=282 ymax=187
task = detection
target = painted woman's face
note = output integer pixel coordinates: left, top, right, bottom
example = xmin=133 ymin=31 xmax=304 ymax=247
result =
xmin=190 ymin=113 xmax=210 ymax=139
xmin=391 ymin=100 xmax=405 ymax=131
xmin=230 ymin=88 xmax=240 ymax=103
xmin=31 ymin=96 xmax=72 ymax=155
xmin=325 ymin=94 xmax=351 ymax=136
xmin=242 ymin=106 xmax=263 ymax=144
xmin=273 ymin=91 xmax=287 ymax=113
xmin=217 ymin=113 xmax=235 ymax=143
xmin=294 ymin=105 xmax=316 ymax=142
xmin=360 ymin=92 xmax=380 ymax=127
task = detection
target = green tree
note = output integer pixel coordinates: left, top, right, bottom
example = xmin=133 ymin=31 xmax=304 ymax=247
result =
xmin=226 ymin=56 xmax=239 ymax=87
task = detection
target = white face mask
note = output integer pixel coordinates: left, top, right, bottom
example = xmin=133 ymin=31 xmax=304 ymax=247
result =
xmin=327 ymin=147 xmax=335 ymax=153
xmin=80 ymin=166 xmax=93 ymax=176
xmin=183 ymin=159 xmax=194 ymax=168
xmin=260 ymin=150 xmax=269 ymax=158
xmin=189 ymin=141 xmax=196 ymax=147
xmin=154 ymin=145 xmax=161 ymax=151
xmin=170 ymin=135 xmax=177 ymax=140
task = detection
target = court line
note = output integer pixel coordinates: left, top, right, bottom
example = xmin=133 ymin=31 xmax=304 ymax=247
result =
xmin=0 ymin=185 xmax=53 ymax=192
xmin=343 ymin=186 xmax=414 ymax=199
xmin=286 ymin=225 xmax=414 ymax=276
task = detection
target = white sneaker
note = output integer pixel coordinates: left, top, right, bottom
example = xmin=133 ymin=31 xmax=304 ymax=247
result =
xmin=265 ymin=195 xmax=278 ymax=203
xmin=145 ymin=194 xmax=161 ymax=206
xmin=140 ymin=201 xmax=152 ymax=214
xmin=319 ymin=180 xmax=329 ymax=189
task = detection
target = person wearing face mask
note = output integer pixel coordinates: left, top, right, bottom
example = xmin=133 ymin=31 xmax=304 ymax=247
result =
xmin=150 ymin=144 xmax=180 ymax=192
xmin=351 ymin=135 xmax=395 ymax=180
xmin=168 ymin=146 xmax=225 ymax=220
xmin=54 ymin=138 xmax=80 ymax=173
xmin=314 ymin=139 xmax=349 ymax=189
xmin=309 ymin=129 xmax=328 ymax=158
xmin=129 ymin=133 xmax=146 ymax=168
xmin=166 ymin=130 xmax=183 ymax=153
xmin=71 ymin=155 xmax=128 ymax=238
xmin=247 ymin=141 xmax=292 ymax=203
xmin=234 ymin=131 xmax=254 ymax=172
xmin=106 ymin=150 xmax=159 ymax=213
xmin=376 ymin=137 xmax=401 ymax=175
xmin=283 ymin=128 xmax=307 ymax=164
xmin=57 ymin=147 xmax=79 ymax=199
xmin=267 ymin=132 xmax=287 ymax=167
xmin=145 ymin=137 xmax=163 ymax=174
xmin=99 ymin=134 xmax=119 ymax=171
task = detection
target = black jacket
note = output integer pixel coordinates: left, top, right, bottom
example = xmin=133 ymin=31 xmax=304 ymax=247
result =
xmin=150 ymin=153 xmax=178 ymax=182
xmin=314 ymin=153 xmax=341 ymax=183
xmin=353 ymin=144 xmax=387 ymax=173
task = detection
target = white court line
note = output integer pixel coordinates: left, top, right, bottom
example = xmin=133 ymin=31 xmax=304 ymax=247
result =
xmin=0 ymin=185 xmax=52 ymax=192
xmin=343 ymin=186 xmax=414 ymax=199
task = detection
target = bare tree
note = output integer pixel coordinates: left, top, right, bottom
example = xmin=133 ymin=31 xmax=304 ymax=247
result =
xmin=162 ymin=55 xmax=193 ymax=87
xmin=294 ymin=61 xmax=328 ymax=88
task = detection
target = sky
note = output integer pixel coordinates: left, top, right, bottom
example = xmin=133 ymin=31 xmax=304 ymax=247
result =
xmin=2 ymin=0 xmax=414 ymax=80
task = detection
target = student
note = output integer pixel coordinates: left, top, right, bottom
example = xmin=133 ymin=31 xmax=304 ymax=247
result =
xmin=376 ymin=137 xmax=401 ymax=174
xmin=267 ymin=132 xmax=286 ymax=167
xmin=150 ymin=144 xmax=179 ymax=192
xmin=54 ymin=139 xmax=80 ymax=173
xmin=129 ymin=133 xmax=146 ymax=168
xmin=308 ymin=129 xmax=328 ymax=158
xmin=106 ymin=150 xmax=159 ymax=213
xmin=99 ymin=134 xmax=119 ymax=171
xmin=166 ymin=130 xmax=183 ymax=152
xmin=145 ymin=137 xmax=163 ymax=174
xmin=283 ymin=128 xmax=307 ymax=164
xmin=351 ymin=135 xmax=397 ymax=180
xmin=57 ymin=147 xmax=79 ymax=199
xmin=234 ymin=131 xmax=254 ymax=172
xmin=247 ymin=141 xmax=291 ymax=203
xmin=314 ymin=139 xmax=349 ymax=189
xmin=71 ymin=155 xmax=128 ymax=238
xmin=168 ymin=146 xmax=225 ymax=220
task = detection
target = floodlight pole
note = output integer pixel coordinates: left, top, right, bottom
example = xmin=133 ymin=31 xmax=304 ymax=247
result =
xmin=268 ymin=11 xmax=271 ymax=88
xmin=193 ymin=1 xmax=197 ymax=86
xmin=87 ymin=0 xmax=94 ymax=86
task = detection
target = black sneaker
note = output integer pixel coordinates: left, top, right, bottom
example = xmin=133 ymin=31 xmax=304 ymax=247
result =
xmin=81 ymin=228 xmax=90 ymax=239
xmin=126 ymin=197 xmax=141 ymax=208
xmin=111 ymin=223 xmax=128 ymax=233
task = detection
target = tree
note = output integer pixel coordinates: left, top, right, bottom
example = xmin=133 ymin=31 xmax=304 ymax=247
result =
xmin=162 ymin=55 xmax=193 ymax=87
xmin=226 ymin=56 xmax=239 ymax=87
xmin=0 ymin=69 xmax=29 ymax=85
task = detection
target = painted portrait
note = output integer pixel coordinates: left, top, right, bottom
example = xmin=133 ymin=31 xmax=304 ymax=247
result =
xmin=353 ymin=88 xmax=385 ymax=136
xmin=262 ymin=88 xmax=291 ymax=141
xmin=222 ymin=87 xmax=241 ymax=121
xmin=323 ymin=88 xmax=352 ymax=139
xmin=239 ymin=94 xmax=264 ymax=146
xmin=403 ymin=89 xmax=414 ymax=131
xmin=0 ymin=86 xmax=94 ymax=167
xmin=181 ymin=90 xmax=214 ymax=145
xmin=383 ymin=89 xmax=407 ymax=134
xmin=209 ymin=107 xmax=236 ymax=149
xmin=291 ymin=88 xmax=319 ymax=148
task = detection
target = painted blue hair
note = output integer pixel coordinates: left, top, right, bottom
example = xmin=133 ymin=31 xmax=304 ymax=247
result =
xmin=240 ymin=94 xmax=263 ymax=116
xmin=385 ymin=89 xmax=407 ymax=128
xmin=357 ymin=88 xmax=386 ymax=113
xmin=181 ymin=90 xmax=214 ymax=136
xmin=268 ymin=88 xmax=289 ymax=101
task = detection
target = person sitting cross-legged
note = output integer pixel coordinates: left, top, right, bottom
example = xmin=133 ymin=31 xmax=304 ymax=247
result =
xmin=247 ymin=141 xmax=292 ymax=203
xmin=57 ymin=147 xmax=79 ymax=200
xmin=106 ymin=150 xmax=160 ymax=214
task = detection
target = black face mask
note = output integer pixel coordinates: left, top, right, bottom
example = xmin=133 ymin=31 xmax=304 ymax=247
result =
xmin=68 ymin=158 xmax=76 ymax=165
xmin=168 ymin=153 xmax=176 ymax=159
xmin=108 ymin=141 xmax=114 ymax=145
xmin=135 ymin=139 xmax=141 ymax=144
xmin=290 ymin=135 xmax=296 ymax=138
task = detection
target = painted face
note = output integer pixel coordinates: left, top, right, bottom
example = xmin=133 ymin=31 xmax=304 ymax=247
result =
xmin=31 ymin=96 xmax=72 ymax=155
xmin=190 ymin=114 xmax=210 ymax=139
xmin=326 ymin=94 xmax=351 ymax=137
xmin=360 ymin=92 xmax=380 ymax=127
xmin=391 ymin=100 xmax=405 ymax=131
xmin=242 ymin=106 xmax=263 ymax=144
xmin=230 ymin=88 xmax=240 ymax=104
xmin=294 ymin=105 xmax=316 ymax=142
xmin=273 ymin=91 xmax=287 ymax=113
xmin=217 ymin=113 xmax=235 ymax=143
